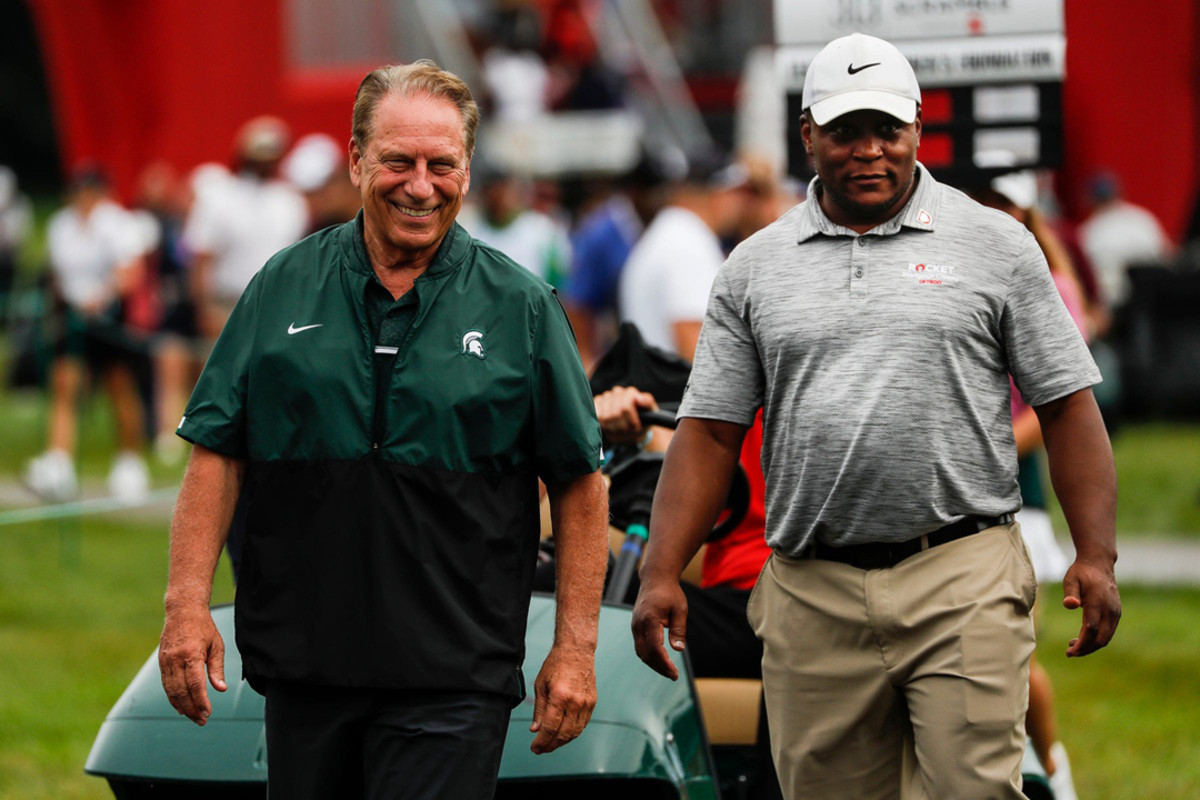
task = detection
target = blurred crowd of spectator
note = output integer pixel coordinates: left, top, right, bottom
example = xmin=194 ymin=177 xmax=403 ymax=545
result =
xmin=6 ymin=114 xmax=359 ymax=503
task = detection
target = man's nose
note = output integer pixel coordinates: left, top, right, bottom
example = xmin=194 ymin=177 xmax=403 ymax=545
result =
xmin=406 ymin=163 xmax=434 ymax=199
xmin=852 ymin=136 xmax=884 ymax=160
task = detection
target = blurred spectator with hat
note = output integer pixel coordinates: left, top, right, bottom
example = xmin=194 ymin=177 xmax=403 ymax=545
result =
xmin=183 ymin=115 xmax=307 ymax=342
xmin=1078 ymin=169 xmax=1173 ymax=311
xmin=25 ymin=163 xmax=153 ymax=503
xmin=280 ymin=132 xmax=361 ymax=234
xmin=618 ymin=148 xmax=749 ymax=361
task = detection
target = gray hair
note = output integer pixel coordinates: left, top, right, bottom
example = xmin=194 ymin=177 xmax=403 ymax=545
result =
xmin=351 ymin=60 xmax=480 ymax=156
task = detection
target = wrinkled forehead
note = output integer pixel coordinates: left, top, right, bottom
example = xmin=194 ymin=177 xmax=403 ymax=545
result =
xmin=365 ymin=91 xmax=468 ymax=151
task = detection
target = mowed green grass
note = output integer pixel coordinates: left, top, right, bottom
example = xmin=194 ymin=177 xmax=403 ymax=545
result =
xmin=0 ymin=515 xmax=236 ymax=800
xmin=1036 ymin=586 xmax=1200 ymax=799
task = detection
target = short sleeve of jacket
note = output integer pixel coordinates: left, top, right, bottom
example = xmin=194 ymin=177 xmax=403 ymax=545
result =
xmin=1003 ymin=232 xmax=1101 ymax=407
xmin=678 ymin=255 xmax=764 ymax=426
xmin=176 ymin=273 xmax=262 ymax=458
xmin=531 ymin=291 xmax=603 ymax=484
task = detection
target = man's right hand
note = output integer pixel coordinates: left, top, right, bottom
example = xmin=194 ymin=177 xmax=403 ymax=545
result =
xmin=594 ymin=385 xmax=658 ymax=446
xmin=159 ymin=605 xmax=228 ymax=725
xmin=630 ymin=576 xmax=688 ymax=680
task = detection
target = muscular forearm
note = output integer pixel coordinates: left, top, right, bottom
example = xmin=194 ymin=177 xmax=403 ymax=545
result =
xmin=164 ymin=444 xmax=245 ymax=611
xmin=1035 ymin=387 xmax=1121 ymax=655
xmin=639 ymin=418 xmax=747 ymax=583
xmin=548 ymin=470 xmax=609 ymax=653
xmin=1035 ymin=388 xmax=1116 ymax=563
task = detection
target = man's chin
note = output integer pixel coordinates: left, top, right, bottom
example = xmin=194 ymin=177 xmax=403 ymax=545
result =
xmin=837 ymin=191 xmax=904 ymax=223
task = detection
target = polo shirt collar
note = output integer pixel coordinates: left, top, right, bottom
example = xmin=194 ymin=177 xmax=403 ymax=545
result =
xmin=342 ymin=210 xmax=470 ymax=281
xmin=796 ymin=162 xmax=941 ymax=243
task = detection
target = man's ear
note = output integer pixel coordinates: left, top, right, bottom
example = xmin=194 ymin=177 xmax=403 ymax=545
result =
xmin=348 ymin=139 xmax=362 ymax=188
xmin=800 ymin=113 xmax=814 ymax=156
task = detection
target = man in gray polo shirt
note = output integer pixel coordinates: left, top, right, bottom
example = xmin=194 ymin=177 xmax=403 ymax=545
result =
xmin=631 ymin=33 xmax=1120 ymax=799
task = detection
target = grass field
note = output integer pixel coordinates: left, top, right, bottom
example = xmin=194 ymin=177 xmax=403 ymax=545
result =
xmin=0 ymin=514 xmax=236 ymax=799
xmin=1036 ymin=587 xmax=1200 ymax=799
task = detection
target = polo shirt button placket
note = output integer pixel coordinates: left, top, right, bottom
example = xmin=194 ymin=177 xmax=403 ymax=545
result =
xmin=851 ymin=236 xmax=868 ymax=296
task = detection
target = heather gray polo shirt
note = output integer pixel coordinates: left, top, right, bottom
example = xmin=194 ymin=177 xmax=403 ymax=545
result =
xmin=679 ymin=164 xmax=1100 ymax=554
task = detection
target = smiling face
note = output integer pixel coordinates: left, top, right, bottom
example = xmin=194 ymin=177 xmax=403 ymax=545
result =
xmin=801 ymin=108 xmax=921 ymax=233
xmin=350 ymin=91 xmax=471 ymax=270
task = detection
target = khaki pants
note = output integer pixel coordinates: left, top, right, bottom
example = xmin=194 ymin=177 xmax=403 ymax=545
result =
xmin=747 ymin=523 xmax=1036 ymax=800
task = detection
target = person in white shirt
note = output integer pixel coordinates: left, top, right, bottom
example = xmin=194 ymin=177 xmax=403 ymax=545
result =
xmin=26 ymin=166 xmax=152 ymax=503
xmin=618 ymin=157 xmax=749 ymax=361
xmin=184 ymin=116 xmax=308 ymax=341
xmin=1078 ymin=170 xmax=1173 ymax=309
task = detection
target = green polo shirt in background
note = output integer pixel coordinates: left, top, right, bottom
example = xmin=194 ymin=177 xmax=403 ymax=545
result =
xmin=178 ymin=213 xmax=601 ymax=701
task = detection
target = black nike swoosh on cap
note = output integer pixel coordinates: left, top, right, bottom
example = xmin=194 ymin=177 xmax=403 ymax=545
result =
xmin=847 ymin=62 xmax=882 ymax=75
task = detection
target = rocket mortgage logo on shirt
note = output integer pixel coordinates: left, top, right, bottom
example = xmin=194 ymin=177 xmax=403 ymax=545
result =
xmin=902 ymin=262 xmax=958 ymax=287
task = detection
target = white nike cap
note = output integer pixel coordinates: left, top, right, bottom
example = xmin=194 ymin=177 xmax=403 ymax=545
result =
xmin=802 ymin=33 xmax=921 ymax=126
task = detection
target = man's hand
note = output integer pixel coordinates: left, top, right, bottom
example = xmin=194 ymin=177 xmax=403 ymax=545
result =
xmin=529 ymin=645 xmax=597 ymax=754
xmin=629 ymin=417 xmax=748 ymax=680
xmin=1034 ymin=389 xmax=1120 ymax=658
xmin=1062 ymin=556 xmax=1121 ymax=657
xmin=630 ymin=577 xmax=688 ymax=680
xmin=594 ymin=386 xmax=658 ymax=446
xmin=159 ymin=605 xmax=228 ymax=725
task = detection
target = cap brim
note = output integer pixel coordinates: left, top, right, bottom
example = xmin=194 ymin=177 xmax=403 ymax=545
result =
xmin=808 ymin=91 xmax=917 ymax=126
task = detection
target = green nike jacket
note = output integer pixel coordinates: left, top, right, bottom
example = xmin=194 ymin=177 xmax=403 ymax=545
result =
xmin=178 ymin=215 xmax=601 ymax=701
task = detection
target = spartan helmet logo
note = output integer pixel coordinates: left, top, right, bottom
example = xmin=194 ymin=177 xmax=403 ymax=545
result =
xmin=461 ymin=330 xmax=486 ymax=359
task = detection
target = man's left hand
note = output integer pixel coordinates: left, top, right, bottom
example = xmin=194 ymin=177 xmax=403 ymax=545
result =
xmin=1062 ymin=556 xmax=1121 ymax=657
xmin=529 ymin=645 xmax=597 ymax=754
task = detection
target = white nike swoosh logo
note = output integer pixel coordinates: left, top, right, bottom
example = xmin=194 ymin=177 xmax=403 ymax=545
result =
xmin=287 ymin=323 xmax=324 ymax=335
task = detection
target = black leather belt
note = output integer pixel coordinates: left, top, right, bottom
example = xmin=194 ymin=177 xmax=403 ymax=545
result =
xmin=804 ymin=513 xmax=1015 ymax=570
